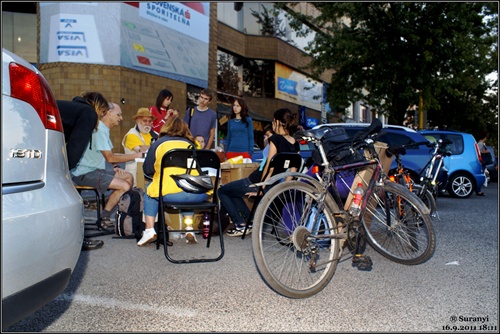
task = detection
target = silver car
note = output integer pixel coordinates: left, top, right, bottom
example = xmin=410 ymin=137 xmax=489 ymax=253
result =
xmin=1 ymin=48 xmax=84 ymax=329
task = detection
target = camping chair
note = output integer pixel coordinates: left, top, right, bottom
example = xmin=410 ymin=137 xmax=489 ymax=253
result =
xmin=241 ymin=152 xmax=303 ymax=239
xmin=156 ymin=148 xmax=224 ymax=264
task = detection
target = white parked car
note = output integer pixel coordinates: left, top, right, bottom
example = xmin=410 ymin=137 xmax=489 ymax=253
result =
xmin=1 ymin=48 xmax=84 ymax=329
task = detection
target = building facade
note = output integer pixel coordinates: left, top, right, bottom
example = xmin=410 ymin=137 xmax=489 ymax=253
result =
xmin=3 ymin=2 xmax=372 ymax=151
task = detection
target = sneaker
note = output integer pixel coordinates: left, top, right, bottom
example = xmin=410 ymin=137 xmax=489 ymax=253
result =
xmin=226 ymin=225 xmax=252 ymax=237
xmin=137 ymin=229 xmax=157 ymax=246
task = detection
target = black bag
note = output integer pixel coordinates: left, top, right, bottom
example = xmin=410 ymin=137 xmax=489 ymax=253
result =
xmin=115 ymin=188 xmax=144 ymax=241
xmin=320 ymin=127 xmax=365 ymax=166
xmin=481 ymin=151 xmax=493 ymax=166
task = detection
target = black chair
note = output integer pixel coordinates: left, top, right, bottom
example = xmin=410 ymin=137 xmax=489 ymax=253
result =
xmin=75 ymin=185 xmax=114 ymax=238
xmin=156 ymin=148 xmax=224 ymax=264
xmin=241 ymin=152 xmax=303 ymax=239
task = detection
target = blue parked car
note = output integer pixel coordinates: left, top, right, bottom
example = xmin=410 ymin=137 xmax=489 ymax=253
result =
xmin=419 ymin=129 xmax=486 ymax=198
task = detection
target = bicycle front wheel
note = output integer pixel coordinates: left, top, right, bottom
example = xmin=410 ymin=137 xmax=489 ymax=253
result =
xmin=362 ymin=181 xmax=436 ymax=265
xmin=252 ymin=181 xmax=342 ymax=299
xmin=411 ymin=183 xmax=438 ymax=219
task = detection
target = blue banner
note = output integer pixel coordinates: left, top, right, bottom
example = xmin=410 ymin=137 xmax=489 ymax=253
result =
xmin=299 ymin=106 xmax=306 ymax=126
xmin=277 ymin=77 xmax=298 ymax=95
xmin=306 ymin=117 xmax=319 ymax=128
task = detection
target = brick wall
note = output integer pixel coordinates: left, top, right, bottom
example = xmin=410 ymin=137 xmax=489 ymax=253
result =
xmin=40 ymin=63 xmax=187 ymax=152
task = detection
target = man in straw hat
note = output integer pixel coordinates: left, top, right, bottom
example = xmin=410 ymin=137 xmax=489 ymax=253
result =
xmin=122 ymin=107 xmax=158 ymax=186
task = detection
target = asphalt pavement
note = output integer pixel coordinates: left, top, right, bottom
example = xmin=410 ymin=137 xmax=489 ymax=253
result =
xmin=5 ymin=183 xmax=499 ymax=332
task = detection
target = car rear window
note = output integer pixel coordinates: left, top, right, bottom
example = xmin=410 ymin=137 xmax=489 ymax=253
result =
xmin=422 ymin=133 xmax=464 ymax=155
xmin=343 ymin=128 xmax=422 ymax=149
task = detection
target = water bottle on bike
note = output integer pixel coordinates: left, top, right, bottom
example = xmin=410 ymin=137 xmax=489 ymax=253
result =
xmin=349 ymin=183 xmax=364 ymax=217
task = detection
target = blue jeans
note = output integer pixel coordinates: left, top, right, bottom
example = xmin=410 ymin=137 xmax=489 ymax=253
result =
xmin=143 ymin=182 xmax=208 ymax=217
xmin=217 ymin=177 xmax=254 ymax=227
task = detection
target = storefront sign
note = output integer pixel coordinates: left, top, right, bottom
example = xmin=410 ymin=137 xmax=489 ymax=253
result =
xmin=306 ymin=117 xmax=318 ymax=128
xmin=275 ymin=63 xmax=323 ymax=111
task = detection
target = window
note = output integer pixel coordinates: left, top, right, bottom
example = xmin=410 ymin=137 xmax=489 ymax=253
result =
xmin=2 ymin=11 xmax=37 ymax=63
xmin=217 ymin=49 xmax=242 ymax=96
xmin=243 ymin=59 xmax=275 ymax=98
xmin=217 ymin=48 xmax=275 ymax=98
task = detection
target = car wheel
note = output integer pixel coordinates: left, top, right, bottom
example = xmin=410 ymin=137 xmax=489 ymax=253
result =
xmin=447 ymin=172 xmax=474 ymax=198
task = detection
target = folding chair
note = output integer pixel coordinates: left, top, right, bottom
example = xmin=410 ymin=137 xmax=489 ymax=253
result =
xmin=75 ymin=185 xmax=114 ymax=238
xmin=242 ymin=152 xmax=303 ymax=239
xmin=156 ymin=148 xmax=224 ymax=263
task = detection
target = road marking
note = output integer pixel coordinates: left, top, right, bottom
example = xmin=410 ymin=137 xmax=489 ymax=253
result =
xmin=56 ymin=293 xmax=197 ymax=317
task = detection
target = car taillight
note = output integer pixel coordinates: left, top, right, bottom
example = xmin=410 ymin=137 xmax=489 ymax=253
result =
xmin=9 ymin=62 xmax=63 ymax=132
xmin=474 ymin=142 xmax=482 ymax=165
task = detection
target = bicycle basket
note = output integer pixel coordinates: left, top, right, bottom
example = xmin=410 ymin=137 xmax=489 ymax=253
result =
xmin=315 ymin=127 xmax=365 ymax=166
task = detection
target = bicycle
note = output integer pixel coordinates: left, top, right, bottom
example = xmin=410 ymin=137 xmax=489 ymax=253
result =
xmin=385 ymin=138 xmax=451 ymax=219
xmin=250 ymin=118 xmax=436 ymax=299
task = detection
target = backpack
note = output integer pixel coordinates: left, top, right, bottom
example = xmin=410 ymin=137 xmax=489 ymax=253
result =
xmin=317 ymin=127 xmax=365 ymax=166
xmin=115 ymin=188 xmax=144 ymax=241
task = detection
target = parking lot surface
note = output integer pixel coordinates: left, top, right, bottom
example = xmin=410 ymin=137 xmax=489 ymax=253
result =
xmin=5 ymin=184 xmax=498 ymax=332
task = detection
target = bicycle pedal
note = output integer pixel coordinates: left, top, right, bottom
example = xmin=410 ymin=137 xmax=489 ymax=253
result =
xmin=352 ymin=254 xmax=373 ymax=271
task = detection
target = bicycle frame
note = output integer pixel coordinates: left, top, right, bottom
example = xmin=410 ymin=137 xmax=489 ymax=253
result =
xmin=387 ymin=140 xmax=445 ymax=218
xmin=256 ymin=141 xmax=385 ymax=224
xmin=420 ymin=140 xmax=449 ymax=196
xmin=250 ymin=120 xmax=436 ymax=298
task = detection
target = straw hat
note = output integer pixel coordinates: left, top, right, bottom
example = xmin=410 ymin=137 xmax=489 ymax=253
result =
xmin=132 ymin=107 xmax=156 ymax=120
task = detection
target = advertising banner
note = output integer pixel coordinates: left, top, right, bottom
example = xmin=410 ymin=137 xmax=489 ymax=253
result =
xmin=306 ymin=116 xmax=319 ymax=128
xmin=39 ymin=2 xmax=209 ymax=87
xmin=299 ymin=105 xmax=306 ymax=126
xmin=275 ymin=63 xmax=323 ymax=111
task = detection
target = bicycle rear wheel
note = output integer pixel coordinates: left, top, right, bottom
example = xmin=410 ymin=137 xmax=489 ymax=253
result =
xmin=362 ymin=181 xmax=436 ymax=265
xmin=252 ymin=181 xmax=342 ymax=299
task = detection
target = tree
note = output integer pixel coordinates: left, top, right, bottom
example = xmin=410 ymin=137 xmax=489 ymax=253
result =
xmin=251 ymin=4 xmax=288 ymax=39
xmin=279 ymin=2 xmax=498 ymax=136
xmin=217 ymin=51 xmax=240 ymax=96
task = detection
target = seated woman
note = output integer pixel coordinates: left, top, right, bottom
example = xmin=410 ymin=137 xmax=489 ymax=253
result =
xmin=138 ymin=117 xmax=207 ymax=246
xmin=218 ymin=108 xmax=300 ymax=237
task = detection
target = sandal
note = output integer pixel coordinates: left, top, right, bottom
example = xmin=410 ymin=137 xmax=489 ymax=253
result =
xmin=100 ymin=217 xmax=114 ymax=230
xmin=82 ymin=238 xmax=104 ymax=251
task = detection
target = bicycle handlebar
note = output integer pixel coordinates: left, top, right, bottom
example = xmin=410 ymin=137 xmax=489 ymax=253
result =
xmin=352 ymin=118 xmax=383 ymax=142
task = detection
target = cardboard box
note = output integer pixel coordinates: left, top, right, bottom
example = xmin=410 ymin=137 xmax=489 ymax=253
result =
xmin=220 ymin=162 xmax=260 ymax=185
xmin=136 ymin=161 xmax=145 ymax=190
xmin=220 ymin=162 xmax=260 ymax=209
xmin=164 ymin=208 xmax=207 ymax=231
xmin=344 ymin=142 xmax=393 ymax=211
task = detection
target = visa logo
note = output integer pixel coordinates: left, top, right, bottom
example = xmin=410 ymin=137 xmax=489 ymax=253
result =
xmin=57 ymin=45 xmax=88 ymax=57
xmin=60 ymin=18 xmax=77 ymax=28
xmin=57 ymin=31 xmax=85 ymax=42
